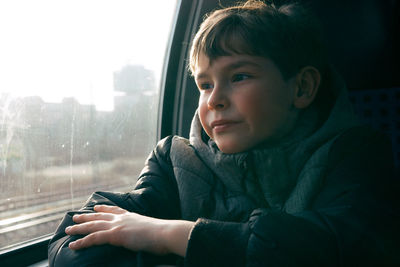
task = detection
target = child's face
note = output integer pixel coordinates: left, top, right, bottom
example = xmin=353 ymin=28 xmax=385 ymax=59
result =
xmin=194 ymin=53 xmax=299 ymax=153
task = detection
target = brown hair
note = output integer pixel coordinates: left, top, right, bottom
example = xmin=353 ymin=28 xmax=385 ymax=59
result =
xmin=189 ymin=0 xmax=328 ymax=81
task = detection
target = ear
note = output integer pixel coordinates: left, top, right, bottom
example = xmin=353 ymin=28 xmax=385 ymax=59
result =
xmin=293 ymin=66 xmax=321 ymax=109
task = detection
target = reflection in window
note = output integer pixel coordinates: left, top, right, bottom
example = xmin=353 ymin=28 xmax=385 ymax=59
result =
xmin=0 ymin=0 xmax=178 ymax=251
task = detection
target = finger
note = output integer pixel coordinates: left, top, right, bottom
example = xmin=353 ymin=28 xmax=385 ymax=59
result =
xmin=94 ymin=205 xmax=127 ymax=214
xmin=65 ymin=220 xmax=110 ymax=236
xmin=68 ymin=229 xmax=114 ymax=250
xmin=72 ymin=212 xmax=114 ymax=223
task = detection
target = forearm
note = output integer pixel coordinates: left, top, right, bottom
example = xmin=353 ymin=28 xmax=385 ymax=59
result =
xmin=160 ymin=220 xmax=195 ymax=257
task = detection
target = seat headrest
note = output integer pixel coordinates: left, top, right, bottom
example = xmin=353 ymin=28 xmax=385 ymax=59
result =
xmin=277 ymin=0 xmax=400 ymax=89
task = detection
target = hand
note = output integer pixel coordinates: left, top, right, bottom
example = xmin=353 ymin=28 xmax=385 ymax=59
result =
xmin=65 ymin=205 xmax=194 ymax=257
xmin=65 ymin=205 xmax=168 ymax=254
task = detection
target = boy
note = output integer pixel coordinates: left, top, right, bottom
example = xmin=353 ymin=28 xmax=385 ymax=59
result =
xmin=48 ymin=1 xmax=399 ymax=266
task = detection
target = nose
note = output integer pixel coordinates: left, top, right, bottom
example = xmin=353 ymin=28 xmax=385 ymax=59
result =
xmin=207 ymin=83 xmax=229 ymax=110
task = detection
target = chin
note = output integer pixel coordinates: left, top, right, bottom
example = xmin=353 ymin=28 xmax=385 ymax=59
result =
xmin=216 ymin=141 xmax=250 ymax=154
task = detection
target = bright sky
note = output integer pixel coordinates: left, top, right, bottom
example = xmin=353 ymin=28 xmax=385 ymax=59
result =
xmin=0 ymin=0 xmax=177 ymax=111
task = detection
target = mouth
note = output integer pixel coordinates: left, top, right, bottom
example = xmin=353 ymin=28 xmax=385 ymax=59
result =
xmin=210 ymin=119 xmax=241 ymax=132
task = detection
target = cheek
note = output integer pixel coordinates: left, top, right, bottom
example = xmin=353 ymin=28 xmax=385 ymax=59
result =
xmin=234 ymin=91 xmax=268 ymax=119
xmin=198 ymin=95 xmax=213 ymax=136
xmin=234 ymin=89 xmax=290 ymax=130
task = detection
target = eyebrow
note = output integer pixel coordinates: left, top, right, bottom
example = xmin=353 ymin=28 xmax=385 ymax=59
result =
xmin=195 ymin=59 xmax=263 ymax=80
xmin=227 ymin=60 xmax=263 ymax=70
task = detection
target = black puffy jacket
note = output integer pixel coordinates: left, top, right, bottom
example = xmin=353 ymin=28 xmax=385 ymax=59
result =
xmin=48 ymin=125 xmax=399 ymax=267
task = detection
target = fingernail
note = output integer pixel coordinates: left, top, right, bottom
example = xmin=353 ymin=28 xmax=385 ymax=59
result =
xmin=69 ymin=241 xmax=76 ymax=249
xmin=65 ymin=226 xmax=71 ymax=233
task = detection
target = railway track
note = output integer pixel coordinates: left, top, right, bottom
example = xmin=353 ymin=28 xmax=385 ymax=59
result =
xmin=0 ymin=182 xmax=133 ymax=250
xmin=0 ymin=180 xmax=133 ymax=213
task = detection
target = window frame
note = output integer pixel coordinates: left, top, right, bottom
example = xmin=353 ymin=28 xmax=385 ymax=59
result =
xmin=0 ymin=236 xmax=49 ymax=266
xmin=158 ymin=0 xmax=202 ymax=138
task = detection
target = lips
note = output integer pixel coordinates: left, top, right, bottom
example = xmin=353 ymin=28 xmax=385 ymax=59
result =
xmin=210 ymin=119 xmax=240 ymax=132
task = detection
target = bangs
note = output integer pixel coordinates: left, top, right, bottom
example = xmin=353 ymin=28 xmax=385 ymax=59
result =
xmin=190 ymin=14 xmax=265 ymax=74
xmin=203 ymin=18 xmax=259 ymax=60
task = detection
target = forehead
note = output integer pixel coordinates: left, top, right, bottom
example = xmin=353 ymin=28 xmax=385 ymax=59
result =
xmin=194 ymin=53 xmax=275 ymax=79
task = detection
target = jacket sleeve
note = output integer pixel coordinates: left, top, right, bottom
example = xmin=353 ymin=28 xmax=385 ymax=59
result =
xmin=48 ymin=136 xmax=181 ymax=267
xmin=184 ymin=127 xmax=400 ymax=267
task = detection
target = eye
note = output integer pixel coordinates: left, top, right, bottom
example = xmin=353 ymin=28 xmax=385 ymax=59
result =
xmin=232 ymin=73 xmax=250 ymax=82
xmin=198 ymin=83 xmax=214 ymax=90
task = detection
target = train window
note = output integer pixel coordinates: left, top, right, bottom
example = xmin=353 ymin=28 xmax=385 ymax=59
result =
xmin=0 ymin=0 xmax=178 ymax=253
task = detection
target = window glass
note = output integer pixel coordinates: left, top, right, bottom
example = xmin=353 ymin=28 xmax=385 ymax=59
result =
xmin=0 ymin=0 xmax=178 ymax=251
